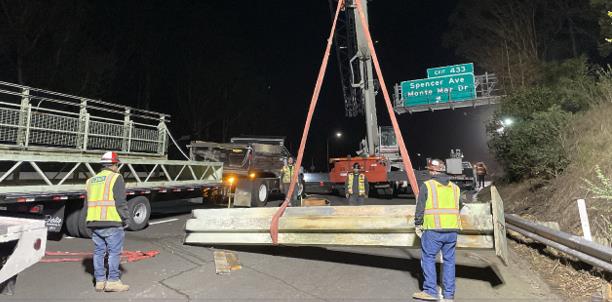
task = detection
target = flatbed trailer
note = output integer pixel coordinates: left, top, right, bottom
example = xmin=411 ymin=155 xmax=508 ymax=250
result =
xmin=0 ymin=81 xmax=223 ymax=237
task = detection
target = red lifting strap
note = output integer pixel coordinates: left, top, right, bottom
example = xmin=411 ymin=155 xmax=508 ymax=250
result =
xmin=268 ymin=0 xmax=345 ymax=245
xmin=269 ymin=0 xmax=419 ymax=244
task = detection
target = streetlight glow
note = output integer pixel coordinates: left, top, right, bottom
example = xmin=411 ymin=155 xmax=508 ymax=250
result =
xmin=335 ymin=131 xmax=342 ymax=138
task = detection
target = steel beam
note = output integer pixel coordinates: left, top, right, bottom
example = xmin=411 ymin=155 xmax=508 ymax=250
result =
xmin=185 ymin=204 xmax=496 ymax=249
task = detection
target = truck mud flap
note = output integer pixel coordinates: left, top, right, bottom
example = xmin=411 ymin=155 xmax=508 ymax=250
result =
xmin=233 ymin=181 xmax=253 ymax=207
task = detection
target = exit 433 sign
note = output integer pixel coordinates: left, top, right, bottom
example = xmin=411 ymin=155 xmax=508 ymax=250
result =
xmin=427 ymin=63 xmax=474 ymax=78
xmin=400 ymin=73 xmax=476 ymax=106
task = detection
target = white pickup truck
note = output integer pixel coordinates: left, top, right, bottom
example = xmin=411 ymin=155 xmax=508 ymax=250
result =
xmin=0 ymin=217 xmax=47 ymax=295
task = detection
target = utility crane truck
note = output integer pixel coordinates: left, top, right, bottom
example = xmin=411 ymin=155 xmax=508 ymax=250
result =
xmin=304 ymin=0 xmax=421 ymax=197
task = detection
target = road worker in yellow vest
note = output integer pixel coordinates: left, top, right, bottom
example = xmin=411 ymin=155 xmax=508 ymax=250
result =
xmin=281 ymin=157 xmax=295 ymax=195
xmin=86 ymin=151 xmax=130 ymax=293
xmin=413 ymin=159 xmax=462 ymax=302
xmin=344 ymin=163 xmax=368 ymax=205
xmin=281 ymin=157 xmax=301 ymax=205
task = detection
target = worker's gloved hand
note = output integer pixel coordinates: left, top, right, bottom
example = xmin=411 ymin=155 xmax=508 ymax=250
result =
xmin=123 ymin=222 xmax=130 ymax=230
xmin=415 ymin=225 xmax=423 ymax=238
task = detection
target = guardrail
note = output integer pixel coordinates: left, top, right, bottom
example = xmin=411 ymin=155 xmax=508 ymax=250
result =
xmin=505 ymin=214 xmax=612 ymax=273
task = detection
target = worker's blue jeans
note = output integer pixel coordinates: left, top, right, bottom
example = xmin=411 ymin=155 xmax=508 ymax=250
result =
xmin=91 ymin=227 xmax=125 ymax=282
xmin=420 ymin=230 xmax=457 ymax=299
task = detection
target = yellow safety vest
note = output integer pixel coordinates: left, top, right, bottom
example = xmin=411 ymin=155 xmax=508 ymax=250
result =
xmin=347 ymin=173 xmax=366 ymax=196
xmin=423 ymin=179 xmax=461 ymax=230
xmin=281 ymin=164 xmax=294 ymax=183
xmin=86 ymin=170 xmax=122 ymax=223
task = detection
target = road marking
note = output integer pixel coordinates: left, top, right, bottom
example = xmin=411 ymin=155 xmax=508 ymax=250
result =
xmin=149 ymin=218 xmax=179 ymax=225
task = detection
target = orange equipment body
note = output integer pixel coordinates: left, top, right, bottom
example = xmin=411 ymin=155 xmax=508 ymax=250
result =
xmin=329 ymin=157 xmax=389 ymax=184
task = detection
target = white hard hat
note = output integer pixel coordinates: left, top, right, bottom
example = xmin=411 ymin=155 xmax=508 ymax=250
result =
xmin=100 ymin=151 xmax=120 ymax=165
xmin=427 ymin=159 xmax=446 ymax=172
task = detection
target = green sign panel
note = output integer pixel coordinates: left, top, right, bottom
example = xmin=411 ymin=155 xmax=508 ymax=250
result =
xmin=401 ymin=73 xmax=476 ymax=106
xmin=427 ymin=63 xmax=474 ymax=78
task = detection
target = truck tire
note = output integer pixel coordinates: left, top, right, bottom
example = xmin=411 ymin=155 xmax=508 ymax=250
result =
xmin=252 ymin=181 xmax=269 ymax=207
xmin=64 ymin=202 xmax=81 ymax=237
xmin=383 ymin=187 xmax=394 ymax=199
xmin=127 ymin=196 xmax=151 ymax=231
xmin=77 ymin=200 xmax=92 ymax=238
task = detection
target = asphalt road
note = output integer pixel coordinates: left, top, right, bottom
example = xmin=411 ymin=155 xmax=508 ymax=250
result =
xmin=4 ymin=194 xmax=560 ymax=301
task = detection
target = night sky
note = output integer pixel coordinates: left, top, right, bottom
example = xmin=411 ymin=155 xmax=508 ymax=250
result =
xmin=0 ymin=0 xmax=498 ymax=171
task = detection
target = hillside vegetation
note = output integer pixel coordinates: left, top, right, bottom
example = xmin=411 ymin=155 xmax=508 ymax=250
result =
xmin=490 ymin=63 xmax=612 ymax=245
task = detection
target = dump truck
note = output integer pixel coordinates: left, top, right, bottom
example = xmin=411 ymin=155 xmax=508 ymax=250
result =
xmin=0 ymin=81 xmax=223 ymax=238
xmin=189 ymin=137 xmax=304 ymax=207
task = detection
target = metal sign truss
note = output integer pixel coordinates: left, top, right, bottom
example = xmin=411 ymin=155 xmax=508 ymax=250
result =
xmin=393 ymin=73 xmax=504 ymax=114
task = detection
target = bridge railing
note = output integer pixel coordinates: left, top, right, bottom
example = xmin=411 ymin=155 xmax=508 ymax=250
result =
xmin=0 ymin=81 xmax=169 ymax=156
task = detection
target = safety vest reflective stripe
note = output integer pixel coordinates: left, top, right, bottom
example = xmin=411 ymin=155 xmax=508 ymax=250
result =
xmin=100 ymin=174 xmax=116 ymax=220
xmin=428 ymin=182 xmax=441 ymax=228
xmin=103 ymin=173 xmax=113 ymax=201
xmin=424 ymin=208 xmax=461 ymax=214
xmin=453 ymin=185 xmax=459 ymax=209
xmin=88 ymin=200 xmax=116 ymax=206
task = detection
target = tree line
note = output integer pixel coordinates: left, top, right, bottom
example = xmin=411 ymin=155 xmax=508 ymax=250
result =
xmin=443 ymin=0 xmax=612 ymax=181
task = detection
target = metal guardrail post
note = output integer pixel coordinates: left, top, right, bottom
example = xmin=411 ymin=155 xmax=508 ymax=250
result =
xmin=83 ymin=113 xmax=90 ymax=151
xmin=77 ymin=99 xmax=88 ymax=150
xmin=16 ymin=88 xmax=30 ymax=147
xmin=122 ymin=109 xmax=131 ymax=152
xmin=157 ymin=115 xmax=168 ymax=155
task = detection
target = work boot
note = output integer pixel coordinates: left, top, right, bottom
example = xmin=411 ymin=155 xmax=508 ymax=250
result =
xmin=104 ymin=280 xmax=129 ymax=292
xmin=412 ymin=291 xmax=437 ymax=301
xmin=94 ymin=281 xmax=105 ymax=292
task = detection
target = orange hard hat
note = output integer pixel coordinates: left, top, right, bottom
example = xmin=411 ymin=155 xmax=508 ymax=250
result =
xmin=427 ymin=159 xmax=445 ymax=172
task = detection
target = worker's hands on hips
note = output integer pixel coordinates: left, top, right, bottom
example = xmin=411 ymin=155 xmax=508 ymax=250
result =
xmin=415 ymin=225 xmax=423 ymax=238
